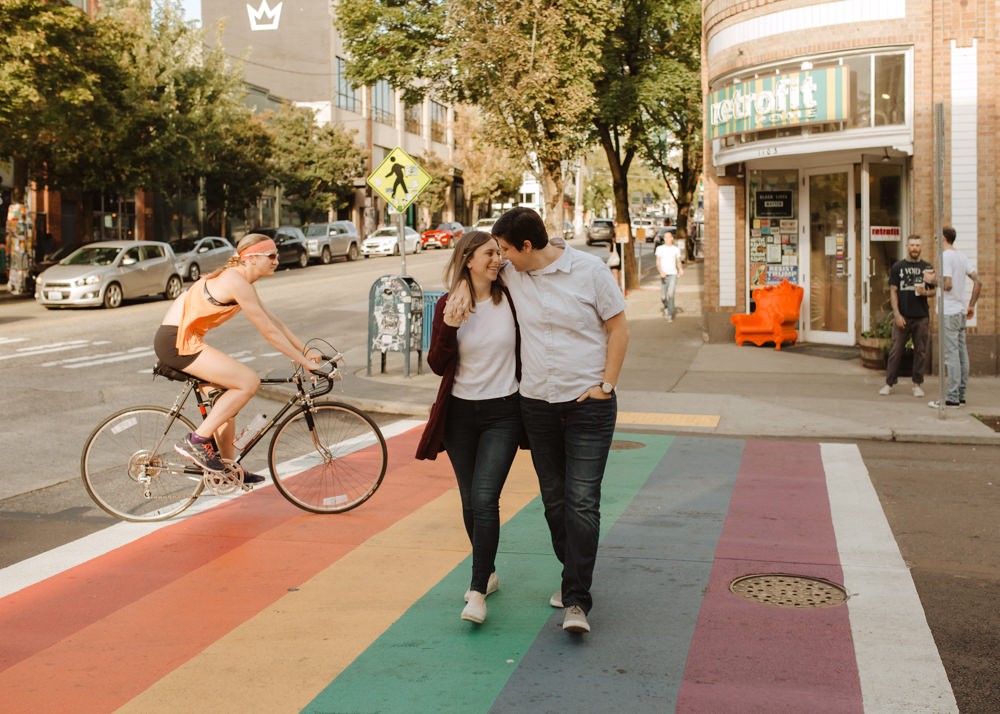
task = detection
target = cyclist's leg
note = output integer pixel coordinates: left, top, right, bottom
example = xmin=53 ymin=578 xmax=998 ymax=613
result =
xmin=183 ymin=345 xmax=259 ymax=460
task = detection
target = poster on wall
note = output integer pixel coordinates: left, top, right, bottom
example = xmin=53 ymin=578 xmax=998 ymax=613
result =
xmin=755 ymin=191 xmax=793 ymax=218
xmin=751 ymin=262 xmax=767 ymax=286
xmin=767 ymin=264 xmax=799 ymax=284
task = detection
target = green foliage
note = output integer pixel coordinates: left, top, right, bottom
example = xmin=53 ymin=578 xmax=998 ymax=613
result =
xmin=453 ymin=107 xmax=526 ymax=218
xmin=861 ymin=313 xmax=895 ymax=339
xmin=264 ymin=105 xmax=365 ymax=224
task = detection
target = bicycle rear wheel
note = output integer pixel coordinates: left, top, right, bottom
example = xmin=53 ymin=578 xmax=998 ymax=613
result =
xmin=82 ymin=406 xmax=204 ymax=522
xmin=268 ymin=401 xmax=387 ymax=513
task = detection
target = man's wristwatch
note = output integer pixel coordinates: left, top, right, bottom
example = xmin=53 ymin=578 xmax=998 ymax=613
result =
xmin=600 ymin=382 xmax=615 ymax=395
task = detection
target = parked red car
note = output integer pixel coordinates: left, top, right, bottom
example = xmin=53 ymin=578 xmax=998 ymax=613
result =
xmin=420 ymin=222 xmax=464 ymax=249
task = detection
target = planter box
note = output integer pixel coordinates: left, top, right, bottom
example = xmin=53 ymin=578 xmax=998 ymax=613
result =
xmin=859 ymin=336 xmax=890 ymax=370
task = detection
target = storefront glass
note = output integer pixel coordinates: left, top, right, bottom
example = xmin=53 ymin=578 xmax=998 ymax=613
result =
xmin=807 ymin=172 xmax=850 ymax=334
xmin=748 ymin=170 xmax=799 ymax=296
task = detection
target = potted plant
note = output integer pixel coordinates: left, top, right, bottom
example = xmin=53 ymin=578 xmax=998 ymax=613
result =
xmin=859 ymin=313 xmax=893 ymax=369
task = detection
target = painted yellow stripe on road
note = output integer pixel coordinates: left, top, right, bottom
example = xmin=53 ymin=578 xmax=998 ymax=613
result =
xmin=117 ymin=451 xmax=541 ymax=714
xmin=618 ymin=411 xmax=720 ymax=428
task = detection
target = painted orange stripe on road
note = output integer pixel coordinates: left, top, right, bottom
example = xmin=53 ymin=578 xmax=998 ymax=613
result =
xmin=1 ymin=429 xmax=458 ymax=713
xmin=118 ymin=451 xmax=541 ymax=713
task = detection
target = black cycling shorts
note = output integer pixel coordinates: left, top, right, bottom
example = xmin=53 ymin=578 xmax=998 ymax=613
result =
xmin=154 ymin=324 xmax=200 ymax=371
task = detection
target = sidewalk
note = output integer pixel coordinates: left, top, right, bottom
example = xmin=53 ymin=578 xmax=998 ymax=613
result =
xmin=326 ymin=259 xmax=1000 ymax=447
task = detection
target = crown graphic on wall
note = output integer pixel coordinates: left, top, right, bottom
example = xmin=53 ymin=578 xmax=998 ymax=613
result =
xmin=247 ymin=0 xmax=282 ymax=31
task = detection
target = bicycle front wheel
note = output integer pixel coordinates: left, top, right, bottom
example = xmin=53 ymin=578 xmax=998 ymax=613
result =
xmin=268 ymin=401 xmax=387 ymax=513
xmin=82 ymin=406 xmax=204 ymax=522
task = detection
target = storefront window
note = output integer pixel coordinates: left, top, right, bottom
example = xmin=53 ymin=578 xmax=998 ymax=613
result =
xmin=867 ymin=162 xmax=904 ymax=321
xmin=874 ymin=54 xmax=905 ymax=126
xmin=748 ymin=170 xmax=799 ymax=295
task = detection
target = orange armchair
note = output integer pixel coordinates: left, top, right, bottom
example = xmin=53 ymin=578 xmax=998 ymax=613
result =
xmin=730 ymin=279 xmax=804 ymax=350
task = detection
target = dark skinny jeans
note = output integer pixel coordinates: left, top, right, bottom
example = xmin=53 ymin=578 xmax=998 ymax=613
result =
xmin=520 ymin=394 xmax=617 ymax=614
xmin=443 ymin=392 xmax=522 ymax=594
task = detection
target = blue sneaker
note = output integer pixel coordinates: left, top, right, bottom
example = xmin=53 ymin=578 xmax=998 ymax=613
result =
xmin=175 ymin=435 xmax=225 ymax=472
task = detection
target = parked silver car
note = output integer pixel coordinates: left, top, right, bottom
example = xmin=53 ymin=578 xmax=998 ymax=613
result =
xmin=35 ymin=240 xmax=183 ymax=309
xmin=303 ymin=221 xmax=361 ymax=263
xmin=361 ymin=226 xmax=421 ymax=257
xmin=171 ymin=236 xmax=235 ymax=281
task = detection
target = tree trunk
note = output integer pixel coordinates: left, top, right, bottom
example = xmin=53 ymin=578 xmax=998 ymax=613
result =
xmin=595 ymin=124 xmax=638 ymax=290
xmin=538 ymin=163 xmax=565 ymax=237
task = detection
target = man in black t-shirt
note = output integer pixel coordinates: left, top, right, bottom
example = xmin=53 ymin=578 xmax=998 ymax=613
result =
xmin=879 ymin=234 xmax=936 ymax=397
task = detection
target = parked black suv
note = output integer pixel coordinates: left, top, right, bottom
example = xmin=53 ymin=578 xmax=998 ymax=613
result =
xmin=248 ymin=226 xmax=309 ymax=268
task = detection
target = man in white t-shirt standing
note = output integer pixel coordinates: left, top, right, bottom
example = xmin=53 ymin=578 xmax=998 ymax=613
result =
xmin=654 ymin=230 xmax=684 ymax=321
xmin=930 ymin=226 xmax=982 ymax=409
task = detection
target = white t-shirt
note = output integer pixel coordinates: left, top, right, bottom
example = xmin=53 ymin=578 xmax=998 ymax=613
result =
xmin=655 ymin=243 xmax=682 ymax=276
xmin=502 ymin=246 xmax=626 ymax=403
xmin=452 ymin=295 xmax=519 ymax=400
xmin=941 ymin=248 xmax=972 ymax=316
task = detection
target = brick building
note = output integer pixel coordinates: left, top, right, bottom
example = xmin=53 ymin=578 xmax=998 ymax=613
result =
xmin=701 ymin=0 xmax=997 ymax=374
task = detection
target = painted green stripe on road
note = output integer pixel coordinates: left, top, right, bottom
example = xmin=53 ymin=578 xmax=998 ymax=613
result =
xmin=303 ymin=434 xmax=673 ymax=714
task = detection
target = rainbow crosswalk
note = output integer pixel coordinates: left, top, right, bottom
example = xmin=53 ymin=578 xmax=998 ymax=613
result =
xmin=0 ymin=424 xmax=956 ymax=712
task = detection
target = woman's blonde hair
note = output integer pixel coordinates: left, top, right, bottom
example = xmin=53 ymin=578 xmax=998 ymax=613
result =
xmin=205 ymin=233 xmax=270 ymax=279
xmin=444 ymin=230 xmax=503 ymax=306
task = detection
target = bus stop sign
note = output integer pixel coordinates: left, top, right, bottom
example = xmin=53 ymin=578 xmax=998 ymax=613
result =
xmin=366 ymin=147 xmax=432 ymax=213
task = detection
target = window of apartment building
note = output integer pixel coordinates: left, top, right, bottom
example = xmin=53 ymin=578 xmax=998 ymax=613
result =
xmin=336 ymin=57 xmax=359 ymax=113
xmin=430 ymin=101 xmax=447 ymax=143
xmin=372 ymin=80 xmax=395 ymax=126
xmin=713 ymin=48 xmax=910 ymax=147
xmin=520 ymin=193 xmax=535 ymax=204
xmin=404 ymin=102 xmax=422 ymax=135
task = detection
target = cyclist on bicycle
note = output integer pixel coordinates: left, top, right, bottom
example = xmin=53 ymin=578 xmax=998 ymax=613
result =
xmin=154 ymin=233 xmax=319 ymax=479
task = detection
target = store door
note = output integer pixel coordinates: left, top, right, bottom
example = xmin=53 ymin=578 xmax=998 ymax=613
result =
xmin=801 ymin=168 xmax=854 ymax=345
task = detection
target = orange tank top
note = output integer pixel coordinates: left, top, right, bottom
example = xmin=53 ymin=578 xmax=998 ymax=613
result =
xmin=175 ymin=278 xmax=241 ymax=355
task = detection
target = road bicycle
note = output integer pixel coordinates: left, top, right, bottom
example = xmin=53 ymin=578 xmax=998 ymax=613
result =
xmin=81 ymin=340 xmax=387 ymax=522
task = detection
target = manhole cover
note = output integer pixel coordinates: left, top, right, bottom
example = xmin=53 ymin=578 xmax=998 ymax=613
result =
xmin=610 ymin=440 xmax=645 ymax=450
xmin=729 ymin=574 xmax=848 ymax=608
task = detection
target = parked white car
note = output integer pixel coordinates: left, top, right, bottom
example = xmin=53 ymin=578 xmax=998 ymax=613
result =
xmin=35 ymin=240 xmax=183 ymax=309
xmin=361 ymin=226 xmax=421 ymax=257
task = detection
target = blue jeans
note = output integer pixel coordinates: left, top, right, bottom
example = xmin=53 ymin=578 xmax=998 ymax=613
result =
xmin=520 ymin=394 xmax=617 ymax=614
xmin=443 ymin=393 xmax=522 ymax=593
xmin=661 ymin=275 xmax=678 ymax=317
xmin=943 ymin=312 xmax=968 ymax=403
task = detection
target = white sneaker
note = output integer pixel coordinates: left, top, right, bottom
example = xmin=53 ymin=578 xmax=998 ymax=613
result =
xmin=878 ymin=384 xmax=892 ymax=396
xmin=562 ymin=605 xmax=590 ymax=633
xmin=461 ymin=591 xmax=487 ymax=623
xmin=464 ymin=572 xmax=499 ymax=602
xmin=549 ymin=591 xmax=563 ymax=608
xmin=912 ymin=385 xmax=925 ymax=398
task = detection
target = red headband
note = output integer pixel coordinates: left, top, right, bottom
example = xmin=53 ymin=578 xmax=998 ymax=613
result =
xmin=239 ymin=238 xmax=277 ymax=257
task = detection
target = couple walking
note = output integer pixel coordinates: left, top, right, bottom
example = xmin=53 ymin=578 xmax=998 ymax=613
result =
xmin=416 ymin=207 xmax=629 ymax=634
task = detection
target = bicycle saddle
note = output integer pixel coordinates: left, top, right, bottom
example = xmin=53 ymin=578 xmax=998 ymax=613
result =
xmin=152 ymin=361 xmax=197 ymax=382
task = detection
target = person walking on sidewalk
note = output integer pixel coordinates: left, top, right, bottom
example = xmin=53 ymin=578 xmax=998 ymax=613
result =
xmin=655 ymin=230 xmax=684 ymax=321
xmin=447 ymin=207 xmax=628 ymax=634
xmin=929 ymin=226 xmax=982 ymax=409
xmin=879 ymin=234 xmax=935 ymax=398
xmin=416 ymin=231 xmax=526 ymax=625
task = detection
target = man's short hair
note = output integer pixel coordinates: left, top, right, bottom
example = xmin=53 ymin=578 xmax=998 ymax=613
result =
xmin=906 ymin=234 xmax=921 ymax=243
xmin=492 ymin=207 xmax=548 ymax=251
xmin=942 ymin=226 xmax=956 ymax=244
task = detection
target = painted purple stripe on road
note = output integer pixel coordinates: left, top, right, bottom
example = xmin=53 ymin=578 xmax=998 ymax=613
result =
xmin=677 ymin=440 xmax=863 ymax=712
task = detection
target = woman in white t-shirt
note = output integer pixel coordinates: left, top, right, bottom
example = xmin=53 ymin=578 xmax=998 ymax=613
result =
xmin=415 ymin=231 xmax=524 ymax=624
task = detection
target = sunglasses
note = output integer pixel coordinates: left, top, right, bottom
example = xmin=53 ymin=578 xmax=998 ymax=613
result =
xmin=249 ymin=252 xmax=279 ymax=260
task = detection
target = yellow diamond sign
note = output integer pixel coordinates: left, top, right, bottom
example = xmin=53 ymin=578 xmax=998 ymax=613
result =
xmin=366 ymin=147 xmax=433 ymax=213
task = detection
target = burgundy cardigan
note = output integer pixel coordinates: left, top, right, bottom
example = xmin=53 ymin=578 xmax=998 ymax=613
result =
xmin=415 ymin=287 xmax=524 ymax=460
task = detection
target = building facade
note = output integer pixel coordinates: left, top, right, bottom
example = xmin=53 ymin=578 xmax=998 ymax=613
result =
xmin=701 ymin=0 xmax=997 ymax=373
xmin=202 ymin=0 xmax=462 ymax=235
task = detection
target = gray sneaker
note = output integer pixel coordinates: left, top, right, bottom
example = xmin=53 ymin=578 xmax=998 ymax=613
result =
xmin=562 ymin=605 xmax=590 ymax=633
xmin=175 ymin=435 xmax=225 ymax=472
xmin=549 ymin=591 xmax=563 ymax=608
xmin=464 ymin=572 xmax=499 ymax=602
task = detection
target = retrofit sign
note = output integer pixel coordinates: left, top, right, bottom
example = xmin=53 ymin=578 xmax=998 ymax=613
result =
xmin=366 ymin=147 xmax=432 ymax=213
xmin=706 ymin=67 xmax=850 ymax=140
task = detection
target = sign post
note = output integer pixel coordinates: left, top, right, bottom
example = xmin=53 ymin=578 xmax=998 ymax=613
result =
xmin=366 ymin=147 xmax=432 ymax=275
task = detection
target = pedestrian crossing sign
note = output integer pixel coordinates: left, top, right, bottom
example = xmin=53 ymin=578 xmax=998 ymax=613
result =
xmin=366 ymin=147 xmax=433 ymax=213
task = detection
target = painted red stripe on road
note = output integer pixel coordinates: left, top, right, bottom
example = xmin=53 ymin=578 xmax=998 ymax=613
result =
xmin=1 ymin=428 xmax=453 ymax=712
xmin=677 ymin=440 xmax=863 ymax=712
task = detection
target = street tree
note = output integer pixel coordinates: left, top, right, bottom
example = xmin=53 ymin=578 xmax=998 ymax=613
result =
xmin=0 ymin=0 xmax=126 ymax=192
xmin=453 ymin=107 xmax=525 ymax=222
xmin=263 ymin=105 xmax=365 ymax=225
xmin=591 ymin=0 xmax=698 ymax=289
xmin=335 ymin=0 xmax=610 ymax=236
xmin=637 ymin=0 xmax=702 ymax=260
